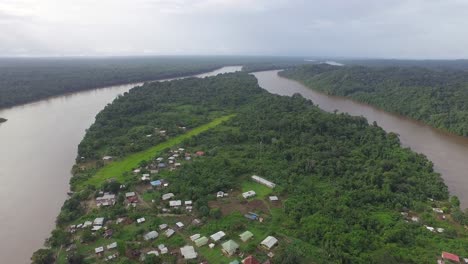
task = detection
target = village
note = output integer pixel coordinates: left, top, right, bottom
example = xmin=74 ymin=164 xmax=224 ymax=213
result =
xmin=64 ymin=145 xmax=285 ymax=264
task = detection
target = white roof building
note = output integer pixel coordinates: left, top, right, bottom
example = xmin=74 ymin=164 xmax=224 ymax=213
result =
xmin=180 ymin=245 xmax=197 ymax=259
xmin=176 ymin=221 xmax=184 ymax=228
xmin=210 ymin=231 xmax=226 ymax=242
xmin=190 ymin=234 xmax=201 ymax=241
xmin=147 ymin=250 xmax=159 ymax=256
xmin=162 ymin=193 xmax=175 ymax=200
xmin=95 ymin=246 xmax=104 ymax=254
xmin=251 ymin=175 xmax=276 ymax=188
xmin=137 ymin=217 xmax=146 ymax=224
xmin=269 ymin=196 xmax=279 ymax=201
xmin=158 ymin=244 xmax=168 ymax=254
xmin=165 ymin=228 xmax=175 ymax=237
xmin=107 ymin=242 xmax=117 ymax=250
xmin=242 ymin=190 xmax=256 ymax=199
xmin=169 ymin=200 xmax=182 ymax=207
xmin=93 ymin=217 xmax=105 ymax=226
xmin=144 ymin=231 xmax=159 ymax=240
xmin=261 ymin=236 xmax=278 ymax=250
xmin=159 ymin=224 xmax=168 ymax=230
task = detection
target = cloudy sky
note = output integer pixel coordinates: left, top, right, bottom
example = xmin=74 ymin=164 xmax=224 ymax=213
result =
xmin=1 ymin=0 xmax=468 ymax=58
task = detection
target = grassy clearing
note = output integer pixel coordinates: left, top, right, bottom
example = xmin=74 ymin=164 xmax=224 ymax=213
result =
xmin=78 ymin=114 xmax=235 ymax=189
xmin=241 ymin=181 xmax=273 ymax=199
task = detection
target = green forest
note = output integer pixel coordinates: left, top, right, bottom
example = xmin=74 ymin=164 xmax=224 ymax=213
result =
xmin=280 ymin=64 xmax=468 ymax=137
xmin=0 ymin=56 xmax=307 ymax=109
xmin=35 ymin=72 xmax=468 ymax=264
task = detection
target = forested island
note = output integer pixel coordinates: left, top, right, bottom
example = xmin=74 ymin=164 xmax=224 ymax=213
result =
xmin=33 ymin=72 xmax=468 ymax=264
xmin=0 ymin=56 xmax=308 ymax=109
xmin=0 ymin=117 xmax=6 ymax=123
xmin=280 ymin=64 xmax=468 ymax=137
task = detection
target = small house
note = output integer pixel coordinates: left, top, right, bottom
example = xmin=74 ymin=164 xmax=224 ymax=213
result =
xmin=165 ymin=228 xmax=175 ymax=237
xmin=433 ymin=208 xmax=444 ymax=214
xmin=176 ymin=221 xmax=184 ymax=228
xmin=239 ymin=231 xmax=253 ymax=242
xmin=170 ymin=200 xmax=182 ymax=207
xmin=151 ymin=180 xmax=162 ymax=187
xmin=158 ymin=163 xmax=167 ymax=168
xmin=93 ymin=217 xmax=105 ymax=226
xmin=195 ymin=151 xmax=205 ymax=156
xmin=217 ymin=191 xmax=225 ymax=198
xmin=244 ymin=212 xmax=259 ymax=221
xmin=144 ymin=231 xmax=159 ymax=241
xmin=158 ymin=244 xmax=168 ymax=254
xmin=185 ymin=200 xmax=192 ymax=205
xmin=242 ymin=190 xmax=256 ymax=199
xmin=95 ymin=246 xmax=104 ymax=254
xmin=441 ymin=251 xmax=460 ymax=263
xmin=125 ymin=192 xmax=138 ymax=203
xmin=141 ymin=174 xmax=150 ymax=181
xmin=102 ymin=156 xmax=113 ymax=161
xmin=137 ymin=217 xmax=145 ymax=224
xmin=221 ymin=240 xmax=239 ymax=256
xmin=195 ymin=236 xmax=209 ymax=247
xmin=261 ymin=236 xmax=278 ymax=250
xmin=107 ymin=242 xmax=117 ymax=250
xmin=162 ymin=193 xmax=175 ymax=201
xmin=190 ymin=234 xmax=201 ymax=241
xmin=96 ymin=193 xmax=116 ymax=207
xmin=159 ymin=223 xmax=168 ymax=230
xmin=210 ymin=231 xmax=226 ymax=242
xmin=269 ymin=196 xmax=279 ymax=202
xmin=180 ymin=245 xmax=197 ymax=260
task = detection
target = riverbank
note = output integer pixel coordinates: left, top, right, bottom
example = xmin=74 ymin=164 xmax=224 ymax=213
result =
xmin=0 ymin=66 xmax=242 ymax=264
xmin=254 ymin=70 xmax=468 ymax=209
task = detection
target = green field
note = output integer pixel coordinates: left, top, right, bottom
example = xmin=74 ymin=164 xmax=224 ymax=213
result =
xmin=79 ymin=114 xmax=235 ymax=189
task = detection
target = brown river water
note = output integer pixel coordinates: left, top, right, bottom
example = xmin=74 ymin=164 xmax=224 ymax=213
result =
xmin=0 ymin=67 xmax=467 ymax=263
xmin=0 ymin=66 xmax=241 ymax=264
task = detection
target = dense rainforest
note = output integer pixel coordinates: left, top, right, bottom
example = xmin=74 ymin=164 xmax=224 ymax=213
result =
xmin=36 ymin=72 xmax=468 ymax=264
xmin=0 ymin=56 xmax=309 ymax=109
xmin=280 ymin=64 xmax=468 ymax=137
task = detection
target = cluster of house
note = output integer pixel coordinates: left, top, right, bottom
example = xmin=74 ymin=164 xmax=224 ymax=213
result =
xmin=94 ymin=241 xmax=118 ymax=260
xmin=174 ymin=228 xmax=278 ymax=261
xmin=69 ymin=217 xmax=107 ymax=233
xmin=438 ymin=251 xmax=468 ymax=264
xmin=401 ymin=207 xmax=446 ymax=234
xmin=161 ymin=192 xmax=193 ymax=212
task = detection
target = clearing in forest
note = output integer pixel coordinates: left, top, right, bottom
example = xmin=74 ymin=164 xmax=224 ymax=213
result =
xmin=78 ymin=114 xmax=235 ymax=189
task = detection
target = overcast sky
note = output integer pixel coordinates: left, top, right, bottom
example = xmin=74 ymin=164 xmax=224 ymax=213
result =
xmin=1 ymin=0 xmax=468 ymax=58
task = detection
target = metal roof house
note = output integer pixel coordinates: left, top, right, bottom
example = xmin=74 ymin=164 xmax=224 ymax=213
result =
xmin=222 ymin=240 xmax=239 ymax=256
xmin=162 ymin=193 xmax=175 ymax=200
xmin=195 ymin=236 xmax=209 ymax=247
xmin=210 ymin=231 xmax=226 ymax=242
xmin=239 ymin=231 xmax=254 ymax=242
xmin=180 ymin=245 xmax=197 ymax=259
xmin=260 ymin=236 xmax=278 ymax=250
xmin=251 ymin=175 xmax=276 ymax=188
xmin=144 ymin=231 xmax=159 ymax=241
xmin=242 ymin=190 xmax=256 ymax=199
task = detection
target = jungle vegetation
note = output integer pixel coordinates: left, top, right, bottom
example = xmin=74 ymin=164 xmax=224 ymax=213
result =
xmin=281 ymin=64 xmax=468 ymax=136
xmin=35 ymin=72 xmax=468 ymax=264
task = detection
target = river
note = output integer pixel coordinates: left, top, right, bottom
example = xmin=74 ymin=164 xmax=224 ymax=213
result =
xmin=254 ymin=70 xmax=468 ymax=209
xmin=0 ymin=66 xmax=242 ymax=264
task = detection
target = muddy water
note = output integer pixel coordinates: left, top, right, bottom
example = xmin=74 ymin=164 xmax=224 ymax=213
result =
xmin=0 ymin=66 xmax=242 ymax=264
xmin=254 ymin=70 xmax=468 ymax=209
